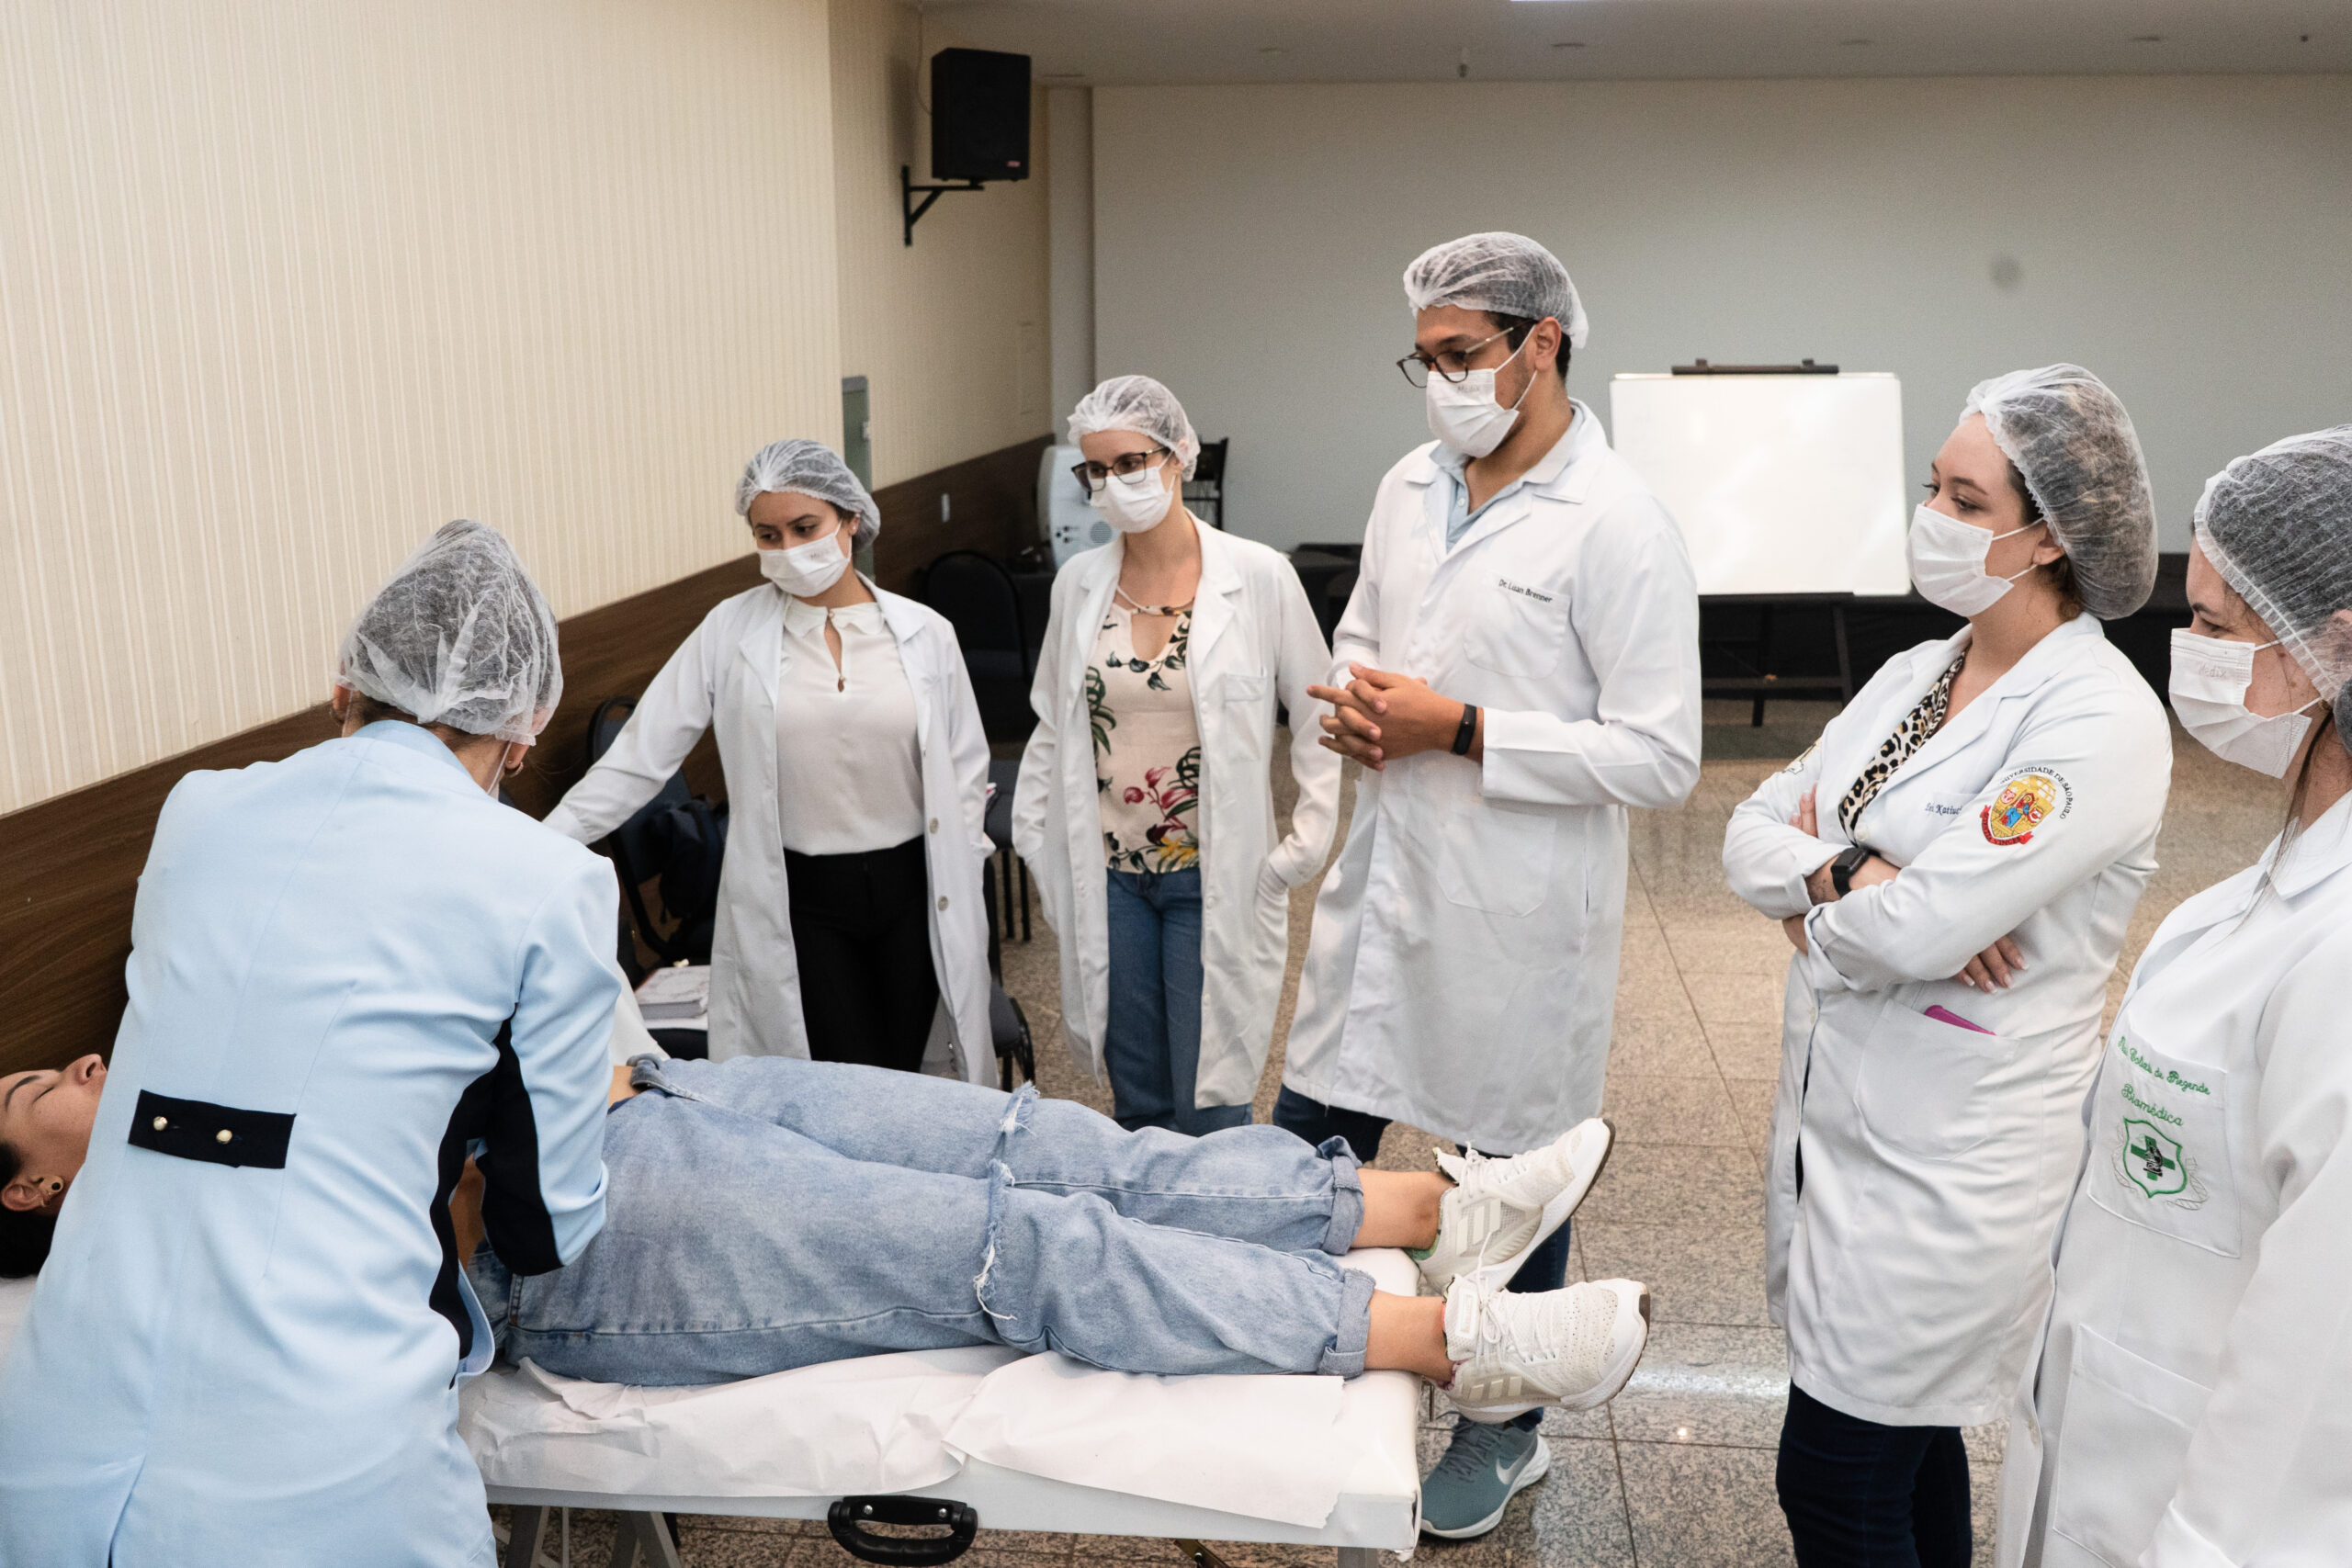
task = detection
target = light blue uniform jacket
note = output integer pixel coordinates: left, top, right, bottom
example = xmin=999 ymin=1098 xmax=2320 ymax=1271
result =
xmin=0 ymin=723 xmax=621 ymax=1567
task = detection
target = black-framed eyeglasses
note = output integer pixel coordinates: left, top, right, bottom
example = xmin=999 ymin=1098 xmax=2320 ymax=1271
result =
xmin=1396 ymin=326 xmax=1516 ymax=389
xmin=1071 ymin=446 xmax=1171 ymax=491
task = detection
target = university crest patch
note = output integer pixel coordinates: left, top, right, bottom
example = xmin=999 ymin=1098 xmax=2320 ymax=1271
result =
xmin=1981 ymin=768 xmax=2071 ymax=847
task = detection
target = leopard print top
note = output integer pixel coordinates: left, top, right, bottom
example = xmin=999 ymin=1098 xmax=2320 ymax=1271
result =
xmin=1838 ymin=653 xmax=1967 ymax=838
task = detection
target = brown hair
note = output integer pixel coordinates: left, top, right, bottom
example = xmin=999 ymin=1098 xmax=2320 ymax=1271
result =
xmin=2007 ymin=460 xmax=2084 ymax=619
xmin=1486 ymin=312 xmax=1571 ymax=384
xmin=345 ymin=692 xmax=416 ymax=728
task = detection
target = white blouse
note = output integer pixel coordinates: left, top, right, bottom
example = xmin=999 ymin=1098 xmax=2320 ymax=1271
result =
xmin=774 ymin=595 xmax=925 ymax=856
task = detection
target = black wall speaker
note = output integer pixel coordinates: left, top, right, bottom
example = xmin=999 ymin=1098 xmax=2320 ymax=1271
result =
xmin=931 ymin=49 xmax=1030 ymax=183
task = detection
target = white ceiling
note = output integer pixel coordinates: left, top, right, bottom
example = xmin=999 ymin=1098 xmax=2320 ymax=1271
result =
xmin=924 ymin=0 xmax=2352 ymax=84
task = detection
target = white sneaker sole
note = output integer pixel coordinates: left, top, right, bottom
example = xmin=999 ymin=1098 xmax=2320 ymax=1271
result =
xmin=1453 ymin=1281 xmax=1653 ymax=1424
xmin=1459 ymin=1118 xmax=1617 ymax=1294
xmin=1419 ymin=1435 xmax=1554 ymax=1540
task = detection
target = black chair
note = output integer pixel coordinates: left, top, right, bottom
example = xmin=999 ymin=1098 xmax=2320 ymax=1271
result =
xmin=586 ymin=696 xmax=727 ymax=971
xmin=1184 ymin=438 xmax=1229 ymax=530
xmin=1289 ymin=543 xmax=1363 ymax=646
xmin=980 ymin=759 xmax=1032 ymax=976
xmin=991 ymin=988 xmax=1035 ymax=1092
xmin=922 ymin=550 xmax=1034 ymax=741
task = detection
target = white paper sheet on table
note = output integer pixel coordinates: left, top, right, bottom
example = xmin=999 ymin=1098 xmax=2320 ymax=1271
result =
xmin=461 ymin=1346 xmax=1017 ymax=1498
xmin=461 ymin=1344 xmax=1375 ymax=1527
xmin=944 ymin=1353 xmax=1354 ymax=1528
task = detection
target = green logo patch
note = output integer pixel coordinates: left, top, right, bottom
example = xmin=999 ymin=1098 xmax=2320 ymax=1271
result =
xmin=2123 ymin=1119 xmax=2186 ymax=1197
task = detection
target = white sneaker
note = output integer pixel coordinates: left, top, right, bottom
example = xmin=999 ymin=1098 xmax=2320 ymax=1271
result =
xmin=1413 ymin=1119 xmax=1614 ymax=1294
xmin=1442 ymin=1277 xmax=1651 ymax=1424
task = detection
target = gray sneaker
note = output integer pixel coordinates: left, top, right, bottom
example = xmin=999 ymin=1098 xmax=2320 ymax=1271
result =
xmin=1418 ymin=1416 xmax=1552 ymax=1540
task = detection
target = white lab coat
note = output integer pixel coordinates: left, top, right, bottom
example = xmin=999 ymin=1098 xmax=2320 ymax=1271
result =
xmin=1012 ymin=523 xmax=1340 ymax=1106
xmin=1723 ymin=615 xmax=2171 ymax=1427
xmin=1283 ymin=409 xmax=1702 ymax=1154
xmin=544 ymin=579 xmax=995 ymax=1081
xmin=0 ymin=722 xmax=620 ymax=1567
xmin=1995 ymin=792 xmax=2352 ymax=1568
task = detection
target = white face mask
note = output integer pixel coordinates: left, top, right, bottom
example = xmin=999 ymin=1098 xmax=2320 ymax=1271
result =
xmin=1090 ymin=461 xmax=1176 ymax=534
xmin=1424 ymin=337 xmax=1533 ymax=458
xmin=1905 ymin=502 xmax=2044 ymax=617
xmin=2168 ymin=627 xmax=2323 ymax=778
xmin=760 ymin=530 xmax=852 ymax=598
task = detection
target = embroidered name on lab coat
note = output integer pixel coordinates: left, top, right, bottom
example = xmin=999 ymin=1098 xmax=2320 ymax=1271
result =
xmin=1495 ymin=577 xmax=1554 ymax=603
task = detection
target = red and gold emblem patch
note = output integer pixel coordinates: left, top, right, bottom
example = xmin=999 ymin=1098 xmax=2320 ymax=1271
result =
xmin=1981 ymin=769 xmax=2070 ymax=846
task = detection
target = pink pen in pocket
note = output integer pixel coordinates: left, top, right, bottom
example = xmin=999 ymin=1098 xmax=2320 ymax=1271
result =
xmin=1924 ymin=1004 xmax=1994 ymax=1035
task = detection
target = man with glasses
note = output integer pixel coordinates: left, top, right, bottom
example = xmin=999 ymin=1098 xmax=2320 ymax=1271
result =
xmin=1277 ymin=231 xmax=1702 ymax=1540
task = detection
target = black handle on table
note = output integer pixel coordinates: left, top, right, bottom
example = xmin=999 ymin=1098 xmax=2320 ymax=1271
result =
xmin=826 ymin=1495 xmax=980 ymax=1565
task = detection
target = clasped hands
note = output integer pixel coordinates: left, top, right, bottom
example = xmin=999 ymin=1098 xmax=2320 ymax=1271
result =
xmin=1782 ymin=787 xmax=2025 ymax=994
xmin=1309 ymin=663 xmax=1475 ymax=770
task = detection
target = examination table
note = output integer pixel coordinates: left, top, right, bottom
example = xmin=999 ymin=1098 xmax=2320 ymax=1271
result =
xmin=0 ymin=1249 xmax=1422 ymax=1568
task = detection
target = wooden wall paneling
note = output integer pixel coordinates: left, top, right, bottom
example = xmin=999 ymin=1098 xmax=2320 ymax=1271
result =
xmin=0 ymin=558 xmax=759 ymax=1083
xmin=870 ymin=434 xmax=1053 ymax=593
xmin=0 ymin=438 xmax=1047 ymax=1081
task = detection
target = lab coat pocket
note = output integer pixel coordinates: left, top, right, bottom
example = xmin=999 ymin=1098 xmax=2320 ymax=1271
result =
xmin=1217 ymin=673 xmax=1270 ymax=705
xmin=2046 ymin=1326 xmax=2211 ymax=1568
xmin=2086 ymin=1031 xmax=2239 ymax=1258
xmin=1853 ymin=998 xmax=2021 ymax=1161
xmin=1435 ymin=805 xmax=1556 ymax=918
xmin=1464 ymin=578 xmax=1565 ymax=678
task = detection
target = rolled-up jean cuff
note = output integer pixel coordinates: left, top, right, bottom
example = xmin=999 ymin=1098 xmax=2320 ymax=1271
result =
xmin=1316 ymin=1267 xmax=1380 ymax=1377
xmin=1317 ymin=1135 xmax=1366 ymax=1256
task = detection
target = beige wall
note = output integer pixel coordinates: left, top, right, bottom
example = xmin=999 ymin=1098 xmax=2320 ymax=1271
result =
xmin=831 ymin=0 xmax=1051 ymax=488
xmin=1094 ymin=76 xmax=2352 ymax=553
xmin=0 ymin=0 xmax=1055 ymax=817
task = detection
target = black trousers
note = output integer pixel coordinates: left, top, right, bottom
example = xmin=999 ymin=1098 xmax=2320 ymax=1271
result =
xmin=1776 ymin=1384 xmax=1972 ymax=1568
xmin=784 ymin=836 xmax=939 ymax=1074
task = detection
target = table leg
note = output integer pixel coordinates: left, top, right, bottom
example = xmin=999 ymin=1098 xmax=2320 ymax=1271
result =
xmin=603 ymin=1511 xmax=686 ymax=1568
xmin=503 ymin=1506 xmax=549 ymax=1568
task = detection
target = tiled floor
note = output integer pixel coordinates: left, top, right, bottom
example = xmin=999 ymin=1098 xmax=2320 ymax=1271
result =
xmin=499 ymin=699 xmax=2284 ymax=1568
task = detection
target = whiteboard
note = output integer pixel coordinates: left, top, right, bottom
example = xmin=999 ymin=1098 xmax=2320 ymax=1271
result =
xmin=1609 ymin=373 xmax=1910 ymax=597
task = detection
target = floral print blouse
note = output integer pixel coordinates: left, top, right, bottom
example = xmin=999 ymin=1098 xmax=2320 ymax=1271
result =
xmin=1090 ymin=595 xmax=1202 ymax=873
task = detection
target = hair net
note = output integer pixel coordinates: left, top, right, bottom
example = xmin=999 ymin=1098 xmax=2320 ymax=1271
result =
xmin=2194 ymin=425 xmax=2352 ymax=750
xmin=735 ymin=439 xmax=881 ymax=547
xmin=1962 ymin=364 xmax=2156 ymax=620
xmin=335 ymin=520 xmax=561 ymax=743
xmin=1067 ymin=375 xmax=1202 ymax=480
xmin=1402 ymin=231 xmax=1589 ymax=353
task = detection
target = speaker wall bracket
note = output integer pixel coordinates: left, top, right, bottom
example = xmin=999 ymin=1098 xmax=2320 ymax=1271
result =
xmin=902 ymin=165 xmax=988 ymax=246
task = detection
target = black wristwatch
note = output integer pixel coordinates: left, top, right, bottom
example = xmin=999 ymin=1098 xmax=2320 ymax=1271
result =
xmin=1451 ymin=703 xmax=1480 ymax=756
xmin=1827 ymin=845 xmax=1872 ymax=899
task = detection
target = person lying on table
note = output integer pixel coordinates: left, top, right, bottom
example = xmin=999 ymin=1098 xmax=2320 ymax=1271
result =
xmin=2 ymin=1050 xmax=1645 ymax=1421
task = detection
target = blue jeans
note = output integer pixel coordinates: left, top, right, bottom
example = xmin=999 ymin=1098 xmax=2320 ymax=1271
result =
xmin=469 ymin=1056 xmax=1375 ymax=1386
xmin=1272 ymin=1086 xmax=1572 ymax=1434
xmin=1775 ymin=1385 xmax=1971 ymax=1568
xmin=1104 ymin=867 xmax=1248 ymax=1135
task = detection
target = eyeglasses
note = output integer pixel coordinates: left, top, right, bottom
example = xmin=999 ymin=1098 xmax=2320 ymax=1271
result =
xmin=1071 ymin=447 xmax=1170 ymax=492
xmin=1396 ymin=327 xmax=1516 ymax=389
